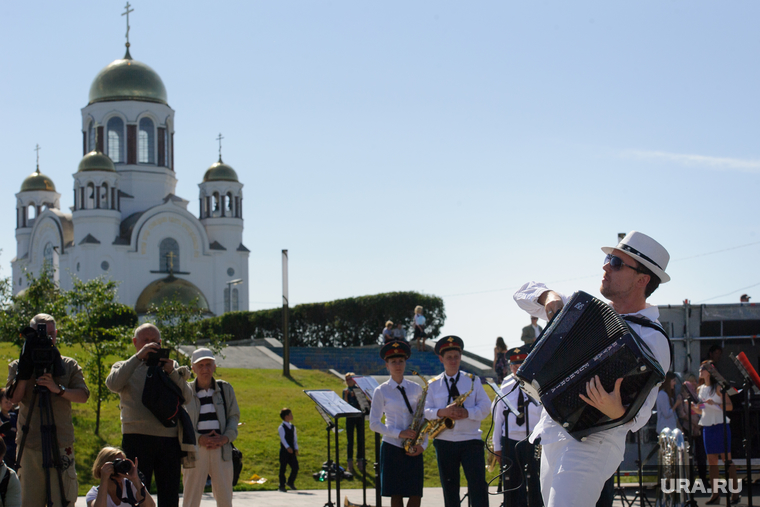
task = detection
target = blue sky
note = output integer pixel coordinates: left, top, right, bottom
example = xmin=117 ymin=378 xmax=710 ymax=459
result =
xmin=2 ymin=1 xmax=759 ymax=358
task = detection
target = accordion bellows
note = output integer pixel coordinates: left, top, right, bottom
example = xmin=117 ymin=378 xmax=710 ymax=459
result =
xmin=516 ymin=291 xmax=665 ymax=441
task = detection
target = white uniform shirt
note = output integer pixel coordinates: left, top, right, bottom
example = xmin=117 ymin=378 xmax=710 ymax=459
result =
xmin=369 ymin=377 xmax=428 ymax=449
xmin=278 ymin=421 xmax=299 ymax=450
xmin=492 ymin=375 xmax=542 ymax=450
xmin=513 ymin=281 xmax=671 ymax=446
xmin=423 ymin=371 xmax=491 ymax=442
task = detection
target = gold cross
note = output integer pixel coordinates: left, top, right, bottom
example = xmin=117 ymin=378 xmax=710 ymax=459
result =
xmin=122 ymin=2 xmax=135 ymax=47
xmin=216 ymin=133 xmax=224 ymax=161
xmin=34 ymin=144 xmax=41 ymax=170
xmin=166 ymin=251 xmax=175 ymax=273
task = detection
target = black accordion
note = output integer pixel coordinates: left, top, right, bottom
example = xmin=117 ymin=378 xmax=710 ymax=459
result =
xmin=516 ymin=291 xmax=665 ymax=441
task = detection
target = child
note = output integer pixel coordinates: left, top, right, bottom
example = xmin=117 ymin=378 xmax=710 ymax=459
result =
xmin=0 ymin=438 xmax=21 ymax=507
xmin=278 ymin=408 xmax=299 ymax=492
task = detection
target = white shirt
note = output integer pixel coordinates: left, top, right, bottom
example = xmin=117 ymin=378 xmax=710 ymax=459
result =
xmin=423 ymin=370 xmax=491 ymax=442
xmin=278 ymin=421 xmax=299 ymax=450
xmin=513 ymin=281 xmax=671 ymax=446
xmin=414 ymin=314 xmax=426 ymax=326
xmin=532 ymin=324 xmax=541 ymax=338
xmin=698 ymin=385 xmax=729 ymax=426
xmin=492 ymin=375 xmax=542 ymax=449
xmin=369 ymin=377 xmax=428 ymax=449
xmin=85 ymin=479 xmax=140 ymax=507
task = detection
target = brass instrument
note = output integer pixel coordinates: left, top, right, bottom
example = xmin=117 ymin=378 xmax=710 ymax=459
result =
xmin=402 ymin=371 xmax=432 ymax=453
xmin=656 ymin=428 xmax=691 ymax=507
xmin=425 ymin=373 xmax=475 ymax=439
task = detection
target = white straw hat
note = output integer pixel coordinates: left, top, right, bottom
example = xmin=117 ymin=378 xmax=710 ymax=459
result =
xmin=601 ymin=231 xmax=670 ymax=284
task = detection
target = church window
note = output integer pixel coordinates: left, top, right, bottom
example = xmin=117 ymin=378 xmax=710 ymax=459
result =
xmin=138 ymin=118 xmax=155 ymax=164
xmin=107 ymin=117 xmax=124 ymax=163
xmin=212 ymin=192 xmax=221 ymax=217
xmin=159 ymin=238 xmax=180 ymax=273
xmin=86 ymin=183 xmax=96 ymax=209
xmin=76 ymin=263 xmax=80 ymax=272
xmin=227 ymin=267 xmax=235 ymax=276
xmin=226 ymin=192 xmax=234 ymax=216
xmin=100 ymin=183 xmax=109 ymax=209
xmin=27 ymin=204 xmax=36 ymax=223
xmin=88 ymin=121 xmax=96 ymax=152
xmin=43 ymin=242 xmax=54 ymax=267
xmin=101 ymin=261 xmax=110 ymax=271
xmin=232 ymin=288 xmax=239 ymax=312
xmin=157 ymin=127 xmax=167 ymax=166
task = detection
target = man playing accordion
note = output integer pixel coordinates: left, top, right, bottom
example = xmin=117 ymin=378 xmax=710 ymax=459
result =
xmin=513 ymin=231 xmax=671 ymax=507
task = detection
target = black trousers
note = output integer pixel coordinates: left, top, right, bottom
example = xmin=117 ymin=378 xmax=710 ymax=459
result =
xmin=279 ymin=447 xmax=299 ymax=486
xmin=122 ymin=433 xmax=182 ymax=507
xmin=501 ymin=436 xmax=542 ymax=507
xmin=433 ymin=439 xmax=489 ymax=507
xmin=346 ymin=417 xmax=365 ymax=461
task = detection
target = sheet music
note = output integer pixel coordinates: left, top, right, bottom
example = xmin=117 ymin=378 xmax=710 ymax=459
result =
xmin=484 ymin=379 xmax=519 ymax=415
xmin=304 ymin=390 xmax=363 ymax=418
xmin=705 ymin=364 xmax=739 ymax=396
xmin=352 ymin=376 xmax=381 ymax=401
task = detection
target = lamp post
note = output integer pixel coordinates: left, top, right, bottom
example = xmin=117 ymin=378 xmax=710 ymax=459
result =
xmin=225 ymin=278 xmax=243 ymax=313
xmin=282 ymin=249 xmax=289 ymax=377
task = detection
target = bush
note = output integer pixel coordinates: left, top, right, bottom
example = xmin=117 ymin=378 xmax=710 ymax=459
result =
xmin=199 ymin=291 xmax=445 ymax=347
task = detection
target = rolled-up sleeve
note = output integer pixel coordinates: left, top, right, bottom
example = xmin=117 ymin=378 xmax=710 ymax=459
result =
xmin=513 ymin=281 xmax=568 ymax=320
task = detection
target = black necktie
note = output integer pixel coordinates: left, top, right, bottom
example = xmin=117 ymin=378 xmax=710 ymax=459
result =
xmin=397 ymin=386 xmax=413 ymax=414
xmin=516 ymin=390 xmax=525 ymax=426
xmin=448 ymin=376 xmax=460 ymax=402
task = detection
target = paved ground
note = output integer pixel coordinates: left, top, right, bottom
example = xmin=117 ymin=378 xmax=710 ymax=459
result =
xmin=72 ymin=485 xmax=760 ymax=506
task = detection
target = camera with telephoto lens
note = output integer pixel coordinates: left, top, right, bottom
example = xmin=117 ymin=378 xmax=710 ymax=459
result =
xmin=19 ymin=324 xmax=57 ymax=376
xmin=111 ymin=459 xmax=132 ymax=476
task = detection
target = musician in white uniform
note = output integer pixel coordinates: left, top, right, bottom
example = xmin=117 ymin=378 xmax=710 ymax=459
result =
xmin=424 ymin=336 xmax=492 ymax=507
xmin=369 ymin=340 xmax=425 ymax=507
xmin=492 ymin=346 xmax=543 ymax=506
xmin=513 ymin=231 xmax=671 ymax=507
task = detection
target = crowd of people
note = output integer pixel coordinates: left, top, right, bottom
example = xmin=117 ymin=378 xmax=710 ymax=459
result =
xmin=2 ymin=230 xmax=751 ymax=507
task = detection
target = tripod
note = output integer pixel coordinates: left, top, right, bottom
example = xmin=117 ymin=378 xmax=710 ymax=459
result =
xmin=16 ymin=383 xmax=69 ymax=507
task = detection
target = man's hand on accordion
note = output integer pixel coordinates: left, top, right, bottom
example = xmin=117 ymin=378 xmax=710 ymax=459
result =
xmin=578 ymin=375 xmax=626 ymax=420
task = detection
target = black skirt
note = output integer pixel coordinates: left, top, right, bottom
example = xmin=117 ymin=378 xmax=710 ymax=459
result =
xmin=379 ymin=441 xmax=424 ymax=497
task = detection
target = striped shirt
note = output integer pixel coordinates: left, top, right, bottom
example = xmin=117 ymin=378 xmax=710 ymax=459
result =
xmin=196 ymin=385 xmax=220 ymax=434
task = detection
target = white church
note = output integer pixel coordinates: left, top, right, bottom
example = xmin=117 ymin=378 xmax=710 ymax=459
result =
xmin=12 ymin=37 xmax=249 ymax=316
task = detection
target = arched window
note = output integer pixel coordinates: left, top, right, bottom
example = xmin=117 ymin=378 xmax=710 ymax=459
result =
xmin=138 ymin=118 xmax=155 ymax=164
xmin=159 ymin=237 xmax=180 ymax=273
xmin=107 ymin=117 xmax=124 ymax=163
xmin=88 ymin=121 xmax=96 ymax=152
xmin=43 ymin=242 xmax=54 ymax=267
xmin=100 ymin=183 xmax=109 ymax=209
xmin=212 ymin=192 xmax=221 ymax=217
xmin=86 ymin=183 xmax=96 ymax=209
xmin=226 ymin=192 xmax=234 ymax=216
xmin=27 ymin=204 xmax=36 ymax=222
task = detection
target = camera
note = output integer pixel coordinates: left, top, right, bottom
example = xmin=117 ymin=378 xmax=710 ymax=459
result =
xmin=146 ymin=348 xmax=171 ymax=367
xmin=20 ymin=324 xmax=58 ymax=376
xmin=112 ymin=459 xmax=132 ymax=476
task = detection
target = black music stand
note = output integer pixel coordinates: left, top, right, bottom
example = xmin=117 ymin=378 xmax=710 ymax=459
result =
xmin=731 ymin=352 xmax=760 ymax=507
xmin=314 ymin=405 xmax=337 ymax=507
xmin=349 ymin=375 xmax=380 ymax=507
xmin=677 ymin=379 xmax=700 ymax=507
xmin=630 ymin=428 xmax=654 ymax=507
xmin=706 ymin=363 xmax=739 ymax=506
xmin=305 ymin=390 xmax=363 ymax=507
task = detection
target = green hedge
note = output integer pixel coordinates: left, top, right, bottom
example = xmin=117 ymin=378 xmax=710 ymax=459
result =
xmin=199 ymin=291 xmax=445 ymax=347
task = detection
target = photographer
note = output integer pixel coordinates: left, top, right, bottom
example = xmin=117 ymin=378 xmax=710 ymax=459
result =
xmin=105 ymin=324 xmax=192 ymax=507
xmin=6 ymin=313 xmax=89 ymax=507
xmin=86 ymin=446 xmax=155 ymax=507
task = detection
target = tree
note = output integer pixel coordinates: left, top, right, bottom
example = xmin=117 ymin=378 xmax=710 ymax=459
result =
xmin=60 ymin=277 xmax=137 ymax=435
xmin=0 ymin=264 xmax=65 ymax=346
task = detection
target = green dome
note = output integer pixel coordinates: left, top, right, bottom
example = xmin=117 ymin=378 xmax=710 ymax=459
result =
xmin=203 ymin=159 xmax=239 ymax=182
xmin=20 ymin=170 xmax=56 ymax=192
xmin=134 ymin=275 xmax=210 ymax=314
xmin=88 ymin=49 xmax=168 ymax=105
xmin=78 ymin=151 xmax=115 ymax=173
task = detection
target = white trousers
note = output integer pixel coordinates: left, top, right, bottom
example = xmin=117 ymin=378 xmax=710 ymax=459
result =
xmin=540 ymin=434 xmax=625 ymax=507
xmin=182 ymin=446 xmax=234 ymax=507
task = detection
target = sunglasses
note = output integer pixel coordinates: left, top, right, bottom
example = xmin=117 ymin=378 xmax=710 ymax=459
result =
xmin=604 ymin=254 xmax=648 ymax=274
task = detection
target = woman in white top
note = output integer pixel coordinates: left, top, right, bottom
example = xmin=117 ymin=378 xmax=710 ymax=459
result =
xmin=86 ymin=447 xmax=155 ymax=507
xmin=369 ymin=340 xmax=426 ymax=507
xmin=412 ymin=306 xmax=427 ymax=352
xmin=655 ymin=372 xmax=682 ymax=434
xmin=693 ymin=360 xmax=739 ymax=505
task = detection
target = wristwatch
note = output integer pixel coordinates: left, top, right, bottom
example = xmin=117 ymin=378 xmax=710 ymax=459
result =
xmin=56 ymin=384 xmax=66 ymax=397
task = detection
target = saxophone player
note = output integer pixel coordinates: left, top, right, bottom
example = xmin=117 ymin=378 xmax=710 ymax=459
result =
xmin=424 ymin=336 xmax=491 ymax=507
xmin=369 ymin=340 xmax=426 ymax=507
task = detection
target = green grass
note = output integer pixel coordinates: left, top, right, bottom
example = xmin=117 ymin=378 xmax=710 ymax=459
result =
xmin=0 ymin=343 xmax=502 ymax=495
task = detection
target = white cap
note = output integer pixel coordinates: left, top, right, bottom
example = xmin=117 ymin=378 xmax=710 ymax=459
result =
xmin=191 ymin=347 xmax=215 ymax=364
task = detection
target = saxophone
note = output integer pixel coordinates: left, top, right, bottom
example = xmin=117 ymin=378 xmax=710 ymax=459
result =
xmin=402 ymin=371 xmax=431 ymax=453
xmin=425 ymin=373 xmax=475 ymax=439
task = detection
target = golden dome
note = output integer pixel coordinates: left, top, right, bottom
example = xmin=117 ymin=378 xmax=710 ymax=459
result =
xmin=78 ymin=151 xmax=115 ymax=173
xmin=88 ymin=49 xmax=168 ymax=105
xmin=20 ymin=169 xmax=56 ymax=192
xmin=203 ymin=158 xmax=239 ymax=182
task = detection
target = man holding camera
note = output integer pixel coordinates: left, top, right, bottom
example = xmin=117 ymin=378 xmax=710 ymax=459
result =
xmin=6 ymin=313 xmax=90 ymax=507
xmin=106 ymin=323 xmax=193 ymax=507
